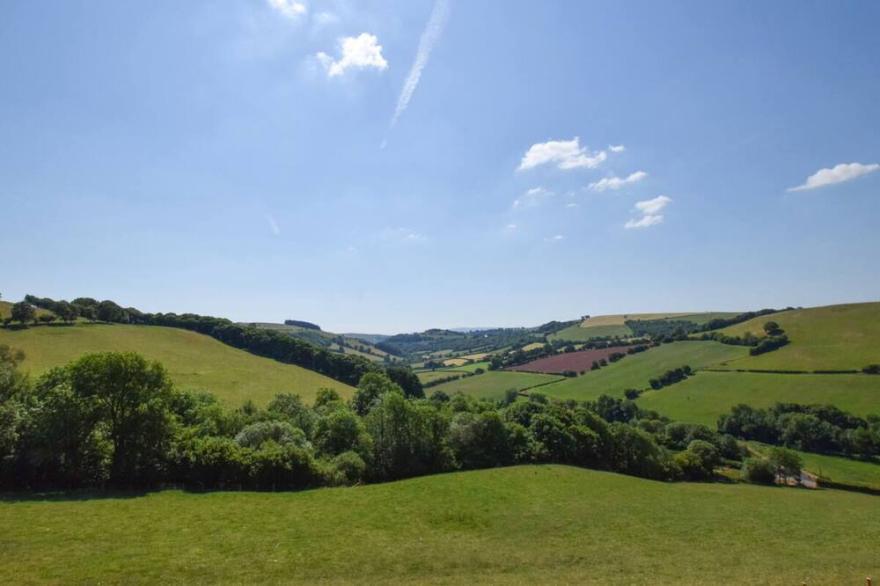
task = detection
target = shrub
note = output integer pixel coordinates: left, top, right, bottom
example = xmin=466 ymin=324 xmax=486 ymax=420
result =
xmin=863 ymin=364 xmax=880 ymax=375
xmin=326 ymin=451 xmax=367 ymax=486
xmin=741 ymin=458 xmax=775 ymax=484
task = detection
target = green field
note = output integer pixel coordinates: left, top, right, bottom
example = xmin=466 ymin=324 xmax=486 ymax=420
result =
xmin=718 ymin=302 xmax=880 ymax=371
xmin=429 ymin=370 xmax=561 ymax=399
xmin=1 ymin=465 xmax=878 ymax=584
xmin=638 ymin=371 xmax=880 ymax=426
xmin=550 ymin=312 xmax=741 ymax=342
xmin=0 ymin=324 xmax=353 ymax=405
xmin=537 ymin=341 xmax=749 ymax=402
xmin=749 ymin=443 xmax=880 ymax=492
xmin=417 ymin=369 xmax=470 ymax=384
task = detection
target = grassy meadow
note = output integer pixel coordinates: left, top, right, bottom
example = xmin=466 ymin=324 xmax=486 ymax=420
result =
xmin=748 ymin=443 xmax=880 ymax=492
xmin=637 ymin=371 xmax=880 ymax=426
xmin=550 ymin=311 xmax=741 ymax=342
xmin=536 ymin=341 xmax=748 ymax=401
xmin=717 ymin=302 xmax=880 ymax=371
xmin=0 ymin=323 xmax=353 ymax=405
xmin=1 ymin=465 xmax=878 ymax=584
xmin=429 ymin=370 xmax=561 ymax=399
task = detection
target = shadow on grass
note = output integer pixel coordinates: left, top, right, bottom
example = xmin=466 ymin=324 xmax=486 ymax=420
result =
xmin=0 ymin=488 xmax=154 ymax=503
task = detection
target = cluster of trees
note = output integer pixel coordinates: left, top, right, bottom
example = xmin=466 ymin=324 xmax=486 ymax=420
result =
xmin=750 ymin=334 xmax=790 ymax=356
xmin=283 ymin=320 xmax=321 ymax=331
xmin=718 ymin=403 xmax=880 ymax=458
xmin=741 ymin=447 xmax=804 ymax=485
xmin=1 ymin=348 xmax=753 ymax=491
xmin=649 ymin=366 xmax=693 ymax=390
xmin=626 ymin=319 xmax=701 ymax=340
xmin=862 ymin=364 xmax=880 ymax=375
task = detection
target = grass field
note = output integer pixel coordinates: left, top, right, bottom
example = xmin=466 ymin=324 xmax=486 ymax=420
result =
xmin=748 ymin=443 xmax=880 ymax=492
xmin=1 ymin=465 xmax=878 ymax=584
xmin=717 ymin=302 xmax=880 ymax=371
xmin=551 ymin=312 xmax=741 ymax=342
xmin=0 ymin=324 xmax=353 ymax=405
xmin=638 ymin=371 xmax=880 ymax=426
xmin=416 ymin=369 xmax=470 ymax=384
xmin=429 ymin=371 xmax=561 ymax=400
xmin=550 ymin=322 xmax=633 ymax=341
xmin=536 ymin=341 xmax=749 ymax=401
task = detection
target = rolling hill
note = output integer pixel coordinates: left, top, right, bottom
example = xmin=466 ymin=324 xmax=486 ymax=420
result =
xmin=1 ymin=465 xmax=877 ymax=584
xmin=715 ymin=302 xmax=880 ymax=371
xmin=427 ymin=370 xmax=562 ymax=400
xmin=550 ymin=311 xmax=740 ymax=342
xmin=0 ymin=323 xmax=354 ymax=405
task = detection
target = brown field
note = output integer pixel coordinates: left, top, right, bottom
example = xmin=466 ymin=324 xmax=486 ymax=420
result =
xmin=507 ymin=346 xmax=634 ymax=374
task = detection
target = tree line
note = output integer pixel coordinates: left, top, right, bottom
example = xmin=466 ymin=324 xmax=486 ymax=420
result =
xmin=1 ymin=347 xmax=768 ymax=491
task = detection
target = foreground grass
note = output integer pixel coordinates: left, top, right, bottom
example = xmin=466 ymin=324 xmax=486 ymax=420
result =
xmin=0 ymin=324 xmax=353 ymax=405
xmin=638 ymin=371 xmax=880 ymax=426
xmin=537 ymin=341 xmax=748 ymax=401
xmin=1 ymin=465 xmax=878 ymax=584
xmin=718 ymin=302 xmax=880 ymax=371
xmin=429 ymin=371 xmax=562 ymax=400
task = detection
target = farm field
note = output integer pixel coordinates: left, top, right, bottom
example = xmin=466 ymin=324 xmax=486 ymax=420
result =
xmin=456 ymin=360 xmax=490 ymax=372
xmin=1 ymin=465 xmax=878 ymax=584
xmin=716 ymin=302 xmax=880 ymax=371
xmin=550 ymin=322 xmax=632 ymax=341
xmin=0 ymin=324 xmax=354 ymax=405
xmin=429 ymin=370 xmax=561 ymax=400
xmin=535 ymin=341 xmax=749 ymax=401
xmin=507 ymin=345 xmax=635 ymax=374
xmin=637 ymin=371 xmax=880 ymax=427
xmin=550 ymin=311 xmax=741 ymax=342
xmin=748 ymin=443 xmax=880 ymax=492
xmin=416 ymin=369 xmax=470 ymax=384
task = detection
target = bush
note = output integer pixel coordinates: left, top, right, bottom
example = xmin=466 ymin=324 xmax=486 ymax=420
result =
xmin=741 ymin=458 xmax=776 ymax=484
xmin=750 ymin=335 xmax=789 ymax=356
xmin=326 ymin=451 xmax=367 ymax=486
xmin=863 ymin=364 xmax=880 ymax=375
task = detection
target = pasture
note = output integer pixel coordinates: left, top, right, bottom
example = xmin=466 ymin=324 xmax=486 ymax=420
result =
xmin=748 ymin=443 xmax=880 ymax=492
xmin=428 ymin=370 xmax=561 ymax=400
xmin=637 ymin=371 xmax=880 ymax=426
xmin=535 ymin=341 xmax=748 ymax=401
xmin=0 ymin=323 xmax=354 ymax=405
xmin=1 ymin=465 xmax=878 ymax=584
xmin=717 ymin=302 xmax=880 ymax=371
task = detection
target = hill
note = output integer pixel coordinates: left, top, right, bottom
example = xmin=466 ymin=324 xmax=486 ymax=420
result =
xmin=0 ymin=300 xmax=54 ymax=321
xmin=245 ymin=322 xmax=394 ymax=363
xmin=551 ymin=312 xmax=740 ymax=342
xmin=535 ymin=341 xmax=748 ymax=401
xmin=1 ymin=465 xmax=878 ymax=584
xmin=716 ymin=302 xmax=880 ymax=371
xmin=637 ymin=371 xmax=880 ymax=426
xmin=0 ymin=323 xmax=354 ymax=405
xmin=427 ymin=370 xmax=562 ymax=400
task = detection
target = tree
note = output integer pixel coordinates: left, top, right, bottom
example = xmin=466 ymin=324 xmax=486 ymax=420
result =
xmin=267 ymin=393 xmax=316 ymax=437
xmin=768 ymin=447 xmax=802 ymax=484
xmin=352 ymin=372 xmax=402 ymax=416
xmin=385 ymin=366 xmax=424 ymax=399
xmin=741 ymin=458 xmax=776 ymax=484
xmin=763 ymin=321 xmax=783 ymax=336
xmin=10 ymin=302 xmax=35 ymax=326
xmin=66 ymin=352 xmax=177 ymax=484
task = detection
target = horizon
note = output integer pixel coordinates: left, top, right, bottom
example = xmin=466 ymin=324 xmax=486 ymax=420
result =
xmin=2 ymin=0 xmax=879 ymax=333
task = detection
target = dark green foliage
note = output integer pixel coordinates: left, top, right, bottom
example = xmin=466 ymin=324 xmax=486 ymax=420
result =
xmin=763 ymin=321 xmax=784 ymax=336
xmin=864 ymin=364 xmax=880 ymax=375
xmin=750 ymin=335 xmax=789 ymax=356
xmin=10 ymin=302 xmax=35 ymax=325
xmin=741 ymin=457 xmax=776 ymax=484
xmin=648 ymin=365 xmax=693 ymax=390
xmin=385 ymin=366 xmax=424 ymax=399
xmin=284 ymin=320 xmax=321 ymax=330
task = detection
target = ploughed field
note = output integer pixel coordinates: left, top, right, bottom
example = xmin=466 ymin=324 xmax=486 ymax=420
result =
xmin=506 ymin=345 xmax=634 ymax=374
xmin=2 ymin=465 xmax=878 ymax=584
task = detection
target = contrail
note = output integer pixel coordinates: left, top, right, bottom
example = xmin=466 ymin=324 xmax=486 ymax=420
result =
xmin=390 ymin=0 xmax=450 ymax=129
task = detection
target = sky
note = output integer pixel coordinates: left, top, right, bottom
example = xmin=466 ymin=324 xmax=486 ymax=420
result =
xmin=1 ymin=0 xmax=879 ymax=334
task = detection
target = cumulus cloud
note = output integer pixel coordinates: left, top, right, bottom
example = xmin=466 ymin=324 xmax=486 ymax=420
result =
xmin=589 ymin=170 xmax=648 ymax=192
xmin=513 ymin=186 xmax=554 ymax=209
xmin=518 ymin=137 xmax=607 ymax=171
xmin=609 ymin=144 xmax=626 ymax=153
xmin=390 ymin=0 xmax=450 ymax=128
xmin=267 ymin=0 xmax=306 ymax=18
xmin=787 ymin=162 xmax=880 ymax=192
xmin=317 ymin=33 xmax=388 ymax=77
xmin=625 ymin=195 xmax=671 ymax=229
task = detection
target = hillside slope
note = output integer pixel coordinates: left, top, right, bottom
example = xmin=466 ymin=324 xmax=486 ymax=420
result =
xmin=0 ymin=324 xmax=353 ymax=405
xmin=718 ymin=302 xmax=880 ymax=370
xmin=1 ymin=465 xmax=878 ymax=584
xmin=551 ymin=312 xmax=740 ymax=341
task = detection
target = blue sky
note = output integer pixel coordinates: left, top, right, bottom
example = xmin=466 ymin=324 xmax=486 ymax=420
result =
xmin=2 ymin=0 xmax=879 ymax=333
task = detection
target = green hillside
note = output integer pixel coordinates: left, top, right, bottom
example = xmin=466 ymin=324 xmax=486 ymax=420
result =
xmin=748 ymin=443 xmax=880 ymax=492
xmin=2 ymin=465 xmax=878 ymax=584
xmin=0 ymin=300 xmax=54 ymax=320
xmin=717 ymin=302 xmax=880 ymax=371
xmin=638 ymin=371 xmax=880 ymax=426
xmin=0 ymin=324 xmax=353 ymax=405
xmin=537 ymin=341 xmax=748 ymax=401
xmin=429 ymin=370 xmax=561 ymax=399
xmin=551 ymin=312 xmax=740 ymax=342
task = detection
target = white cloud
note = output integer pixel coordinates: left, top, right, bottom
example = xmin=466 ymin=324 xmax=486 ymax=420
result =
xmin=545 ymin=234 xmax=565 ymax=242
xmin=266 ymin=214 xmax=281 ymax=236
xmin=624 ymin=215 xmax=664 ymax=229
xmin=609 ymin=144 xmax=626 ymax=153
xmin=518 ymin=137 xmax=607 ymax=171
xmin=589 ymin=170 xmax=648 ymax=192
xmin=317 ymin=33 xmax=388 ymax=77
xmin=787 ymin=162 xmax=880 ymax=192
xmin=513 ymin=186 xmax=554 ymax=209
xmin=267 ymin=0 xmax=306 ymax=18
xmin=505 ymin=223 xmax=518 ymax=230
xmin=625 ymin=195 xmax=671 ymax=229
xmin=390 ymin=0 xmax=450 ymax=128
xmin=565 ymin=202 xmax=578 ymax=208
